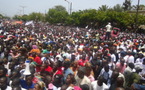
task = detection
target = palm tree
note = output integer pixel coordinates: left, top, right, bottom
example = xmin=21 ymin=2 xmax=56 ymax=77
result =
xmin=98 ymin=5 xmax=109 ymax=11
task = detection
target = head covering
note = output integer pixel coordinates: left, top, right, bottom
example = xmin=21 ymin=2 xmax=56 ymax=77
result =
xmin=32 ymin=45 xmax=38 ymax=49
xmin=42 ymin=49 xmax=49 ymax=54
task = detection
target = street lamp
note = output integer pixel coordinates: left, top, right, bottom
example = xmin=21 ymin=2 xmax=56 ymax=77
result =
xmin=64 ymin=0 xmax=72 ymax=14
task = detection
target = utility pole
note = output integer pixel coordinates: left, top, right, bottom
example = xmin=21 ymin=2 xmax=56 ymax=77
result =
xmin=20 ymin=6 xmax=26 ymax=15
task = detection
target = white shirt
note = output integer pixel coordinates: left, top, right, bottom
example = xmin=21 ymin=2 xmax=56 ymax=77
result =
xmin=99 ymin=68 xmax=113 ymax=87
xmin=124 ymin=66 xmax=133 ymax=75
xmin=139 ymin=64 xmax=145 ymax=80
xmin=75 ymin=75 xmax=91 ymax=90
xmin=106 ymin=24 xmax=112 ymax=32
xmin=91 ymin=81 xmax=109 ymax=90
xmin=124 ymin=55 xmax=129 ymax=63
xmin=111 ymin=54 xmax=116 ymax=62
xmin=6 ymin=86 xmax=12 ymax=90
xmin=128 ymin=55 xmax=134 ymax=63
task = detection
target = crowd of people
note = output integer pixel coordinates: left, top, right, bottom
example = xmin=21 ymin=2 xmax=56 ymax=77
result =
xmin=0 ymin=20 xmax=145 ymax=90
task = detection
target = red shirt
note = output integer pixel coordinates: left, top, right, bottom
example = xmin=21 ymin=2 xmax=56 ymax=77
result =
xmin=78 ymin=59 xmax=88 ymax=66
xmin=34 ymin=56 xmax=42 ymax=72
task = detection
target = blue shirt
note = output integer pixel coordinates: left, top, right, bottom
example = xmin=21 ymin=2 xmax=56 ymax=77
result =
xmin=20 ymin=79 xmax=35 ymax=89
xmin=64 ymin=68 xmax=74 ymax=80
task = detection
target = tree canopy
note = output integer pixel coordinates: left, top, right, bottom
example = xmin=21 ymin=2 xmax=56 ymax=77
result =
xmin=3 ymin=4 xmax=143 ymax=32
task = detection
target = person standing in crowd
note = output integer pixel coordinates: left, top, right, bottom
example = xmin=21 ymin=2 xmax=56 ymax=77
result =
xmin=20 ymin=75 xmax=35 ymax=89
xmin=75 ymin=67 xmax=92 ymax=90
xmin=105 ymin=22 xmax=112 ymax=41
xmin=0 ymin=76 xmax=11 ymax=90
xmin=116 ymin=58 xmax=126 ymax=74
xmin=99 ymin=64 xmax=113 ymax=87
xmin=91 ymin=76 xmax=109 ymax=90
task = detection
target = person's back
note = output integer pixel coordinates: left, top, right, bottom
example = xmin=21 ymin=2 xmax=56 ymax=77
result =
xmin=106 ymin=23 xmax=112 ymax=32
xmin=105 ymin=23 xmax=112 ymax=40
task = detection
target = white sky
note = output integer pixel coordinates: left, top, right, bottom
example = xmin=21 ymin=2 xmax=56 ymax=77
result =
xmin=0 ymin=0 xmax=144 ymax=17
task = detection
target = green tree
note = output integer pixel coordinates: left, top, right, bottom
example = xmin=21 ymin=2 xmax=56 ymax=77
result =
xmin=123 ymin=0 xmax=131 ymax=11
xmin=45 ymin=5 xmax=68 ymax=24
xmin=0 ymin=14 xmax=4 ymax=19
xmin=54 ymin=5 xmax=66 ymax=11
xmin=113 ymin=4 xmax=124 ymax=12
xmin=98 ymin=5 xmax=110 ymax=11
xmin=28 ymin=12 xmax=44 ymax=21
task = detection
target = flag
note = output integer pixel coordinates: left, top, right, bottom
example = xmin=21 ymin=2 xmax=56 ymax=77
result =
xmin=85 ymin=25 xmax=88 ymax=29
xmin=25 ymin=21 xmax=34 ymax=27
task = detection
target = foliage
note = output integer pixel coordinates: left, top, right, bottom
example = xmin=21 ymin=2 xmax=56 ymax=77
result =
xmin=113 ymin=4 xmax=124 ymax=12
xmin=98 ymin=5 xmax=110 ymax=11
xmin=10 ymin=4 xmax=145 ymax=32
xmin=123 ymin=0 xmax=131 ymax=11
xmin=28 ymin=12 xmax=45 ymax=21
xmin=45 ymin=5 xmax=69 ymax=24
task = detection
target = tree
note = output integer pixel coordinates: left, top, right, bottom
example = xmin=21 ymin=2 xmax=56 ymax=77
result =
xmin=98 ymin=5 xmax=110 ymax=11
xmin=123 ymin=0 xmax=131 ymax=11
xmin=45 ymin=5 xmax=68 ymax=24
xmin=0 ymin=14 xmax=4 ymax=19
xmin=113 ymin=4 xmax=124 ymax=12
xmin=54 ymin=5 xmax=66 ymax=11
xmin=28 ymin=12 xmax=44 ymax=21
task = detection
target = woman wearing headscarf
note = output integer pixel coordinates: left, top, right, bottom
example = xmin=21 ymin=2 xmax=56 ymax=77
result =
xmin=30 ymin=45 xmax=41 ymax=54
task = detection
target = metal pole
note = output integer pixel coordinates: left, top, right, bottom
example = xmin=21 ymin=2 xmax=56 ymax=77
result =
xmin=70 ymin=2 xmax=72 ymax=14
xmin=20 ymin=6 xmax=26 ymax=15
xmin=64 ymin=0 xmax=72 ymax=14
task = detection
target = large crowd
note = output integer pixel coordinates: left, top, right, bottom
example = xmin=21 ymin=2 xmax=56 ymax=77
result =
xmin=0 ymin=20 xmax=145 ymax=90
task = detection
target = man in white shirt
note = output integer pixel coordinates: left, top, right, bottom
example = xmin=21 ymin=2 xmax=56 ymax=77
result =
xmin=91 ymin=76 xmax=109 ymax=90
xmin=105 ymin=22 xmax=112 ymax=40
xmin=124 ymin=63 xmax=134 ymax=75
xmin=75 ymin=67 xmax=92 ymax=90
xmin=99 ymin=65 xmax=113 ymax=87
xmin=127 ymin=53 xmax=135 ymax=64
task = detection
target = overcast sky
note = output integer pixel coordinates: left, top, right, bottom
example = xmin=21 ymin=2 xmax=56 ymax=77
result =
xmin=0 ymin=0 xmax=144 ymax=17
